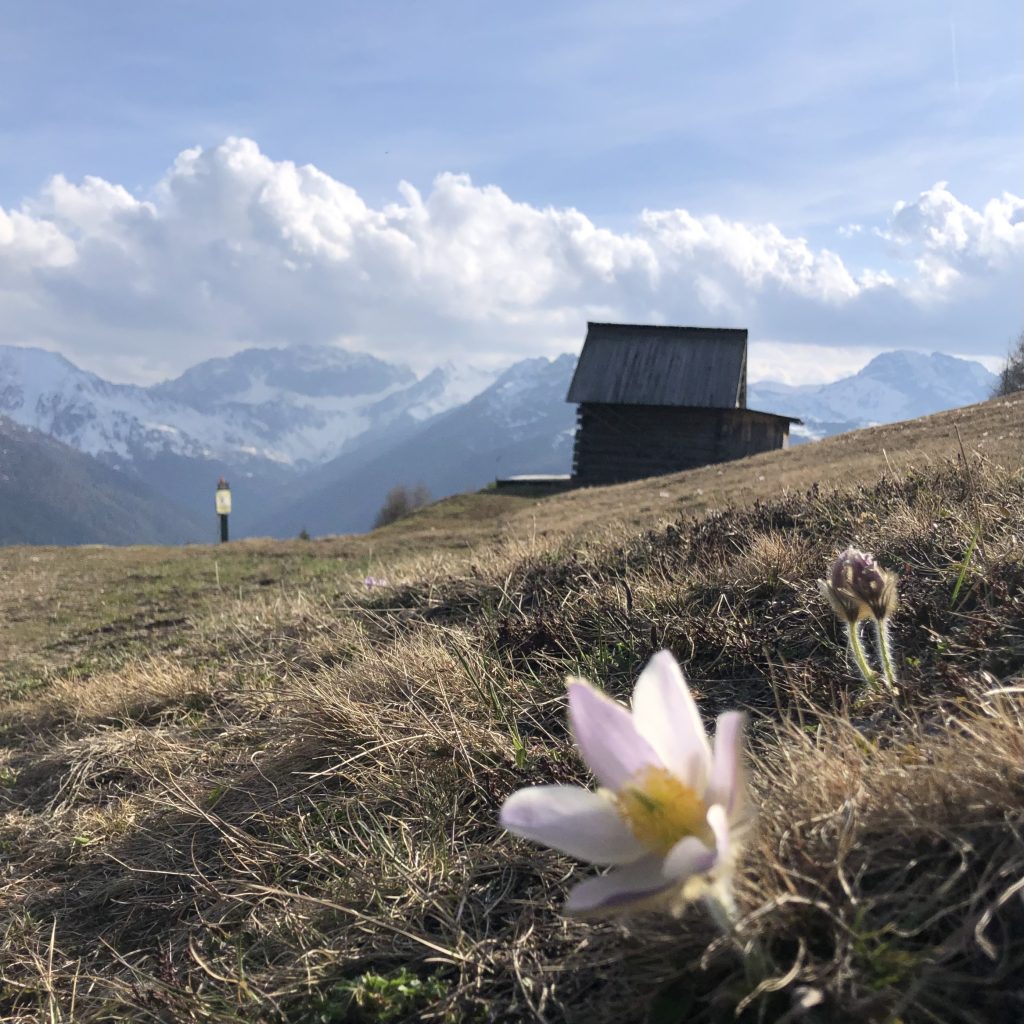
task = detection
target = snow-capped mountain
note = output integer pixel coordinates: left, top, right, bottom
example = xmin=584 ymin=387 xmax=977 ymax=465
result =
xmin=0 ymin=344 xmax=504 ymax=531
xmin=0 ymin=346 xmax=249 ymax=464
xmin=0 ymin=344 xmax=501 ymax=470
xmin=0 ymin=342 xmax=1002 ymax=543
xmin=257 ymin=353 xmax=578 ymax=537
xmin=749 ymin=351 xmax=998 ymax=442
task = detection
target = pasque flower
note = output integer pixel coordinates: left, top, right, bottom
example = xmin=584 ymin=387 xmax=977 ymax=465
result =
xmin=819 ymin=546 xmax=897 ymax=624
xmin=819 ymin=546 xmax=899 ymax=694
xmin=500 ymin=651 xmax=748 ymax=916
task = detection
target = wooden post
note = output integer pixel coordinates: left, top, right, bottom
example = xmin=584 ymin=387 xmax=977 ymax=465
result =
xmin=215 ymin=478 xmax=232 ymax=544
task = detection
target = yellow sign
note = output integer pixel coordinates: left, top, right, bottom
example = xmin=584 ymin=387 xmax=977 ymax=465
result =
xmin=215 ymin=488 xmax=232 ymax=515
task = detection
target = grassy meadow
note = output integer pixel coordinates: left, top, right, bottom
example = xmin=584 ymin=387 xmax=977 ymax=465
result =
xmin=2 ymin=392 xmax=1024 ymax=1023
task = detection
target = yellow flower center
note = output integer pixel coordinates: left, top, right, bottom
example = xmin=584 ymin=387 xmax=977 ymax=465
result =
xmin=616 ymin=767 xmax=712 ymax=854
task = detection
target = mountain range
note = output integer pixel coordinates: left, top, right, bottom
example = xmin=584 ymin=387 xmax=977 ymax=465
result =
xmin=0 ymin=344 xmax=507 ymax=536
xmin=748 ymin=351 xmax=998 ymax=442
xmin=259 ymin=354 xmax=578 ymax=538
xmin=0 ymin=344 xmax=999 ymax=545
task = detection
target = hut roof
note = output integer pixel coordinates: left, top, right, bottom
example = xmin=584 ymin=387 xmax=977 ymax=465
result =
xmin=566 ymin=322 xmax=748 ymax=408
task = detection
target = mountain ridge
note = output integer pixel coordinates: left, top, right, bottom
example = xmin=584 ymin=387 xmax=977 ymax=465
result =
xmin=748 ymin=350 xmax=996 ymax=441
xmin=0 ymin=344 xmax=503 ymax=470
xmin=0 ymin=343 xmax=1001 ymax=543
xmin=255 ymin=353 xmax=579 ymax=537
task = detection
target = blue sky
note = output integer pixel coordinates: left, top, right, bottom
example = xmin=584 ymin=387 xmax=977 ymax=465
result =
xmin=0 ymin=0 xmax=1021 ymax=383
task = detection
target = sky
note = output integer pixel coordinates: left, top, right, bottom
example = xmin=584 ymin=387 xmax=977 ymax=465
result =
xmin=0 ymin=0 xmax=1021 ymax=386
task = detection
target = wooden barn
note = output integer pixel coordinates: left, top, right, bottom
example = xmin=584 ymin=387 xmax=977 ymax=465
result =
xmin=567 ymin=322 xmax=799 ymax=485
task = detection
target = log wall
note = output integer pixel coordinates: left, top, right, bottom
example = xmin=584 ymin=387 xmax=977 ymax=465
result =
xmin=572 ymin=403 xmax=789 ymax=485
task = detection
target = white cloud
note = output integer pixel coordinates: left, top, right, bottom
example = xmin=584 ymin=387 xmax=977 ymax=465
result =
xmin=887 ymin=182 xmax=1024 ymax=266
xmin=642 ymin=209 xmax=861 ymax=303
xmin=0 ymin=205 xmax=75 ymax=273
xmin=0 ymin=139 xmax=1020 ymax=383
xmin=748 ymin=341 xmax=885 ymax=386
xmin=872 ymin=182 xmax=1024 ymax=302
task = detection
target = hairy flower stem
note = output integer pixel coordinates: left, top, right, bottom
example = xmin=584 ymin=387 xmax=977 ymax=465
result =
xmin=702 ymin=885 xmax=770 ymax=978
xmin=872 ymin=618 xmax=899 ymax=695
xmin=845 ymin=621 xmax=878 ymax=689
xmin=703 ymin=885 xmax=740 ymax=939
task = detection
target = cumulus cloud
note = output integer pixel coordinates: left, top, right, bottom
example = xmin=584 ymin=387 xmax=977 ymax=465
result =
xmin=880 ymin=182 xmax=1024 ymax=297
xmin=747 ymin=341 xmax=886 ymax=386
xmin=0 ymin=138 xmax=1020 ymax=383
xmin=887 ymin=183 xmax=1024 ymax=265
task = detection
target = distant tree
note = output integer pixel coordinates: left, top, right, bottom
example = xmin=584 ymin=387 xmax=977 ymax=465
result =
xmin=993 ymin=329 xmax=1024 ymax=397
xmin=297 ymin=527 xmax=311 ymax=541
xmin=374 ymin=483 xmax=432 ymax=528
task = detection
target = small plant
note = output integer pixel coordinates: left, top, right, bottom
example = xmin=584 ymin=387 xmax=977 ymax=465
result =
xmin=313 ymin=968 xmax=451 ymax=1023
xmin=819 ymin=546 xmax=900 ymax=694
xmin=992 ymin=327 xmax=1024 ymax=397
xmin=373 ymin=483 xmax=432 ymax=528
xmin=297 ymin=527 xmax=311 ymax=541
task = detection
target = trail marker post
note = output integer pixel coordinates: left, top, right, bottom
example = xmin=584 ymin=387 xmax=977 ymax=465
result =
xmin=215 ymin=478 xmax=232 ymax=543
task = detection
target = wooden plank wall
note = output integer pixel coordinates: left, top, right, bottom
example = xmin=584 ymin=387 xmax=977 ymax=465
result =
xmin=572 ymin=403 xmax=788 ymax=485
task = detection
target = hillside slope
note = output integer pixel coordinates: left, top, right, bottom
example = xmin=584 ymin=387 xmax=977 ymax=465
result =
xmin=0 ymin=416 xmax=207 ymax=545
xmin=0 ymin=345 xmax=504 ymax=536
xmin=500 ymin=389 xmax=1024 ymax=541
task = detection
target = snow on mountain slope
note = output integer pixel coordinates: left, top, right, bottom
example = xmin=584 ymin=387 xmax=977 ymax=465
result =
xmin=472 ymin=354 xmax=574 ymax=433
xmin=258 ymin=353 xmax=577 ymax=537
xmin=153 ymin=346 xmax=415 ymax=406
xmin=0 ymin=344 xmax=502 ymax=470
xmin=150 ymin=346 xmax=420 ymax=465
xmin=401 ymin=363 xmax=500 ymax=422
xmin=0 ymin=346 xmax=254 ymax=463
xmin=749 ymin=351 xmax=998 ymax=441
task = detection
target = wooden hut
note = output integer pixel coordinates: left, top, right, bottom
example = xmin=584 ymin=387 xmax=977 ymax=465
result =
xmin=567 ymin=322 xmax=799 ymax=485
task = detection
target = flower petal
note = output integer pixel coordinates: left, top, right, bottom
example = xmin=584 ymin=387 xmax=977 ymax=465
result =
xmin=706 ymin=711 xmax=746 ymax=818
xmin=630 ymin=650 xmax=712 ymax=789
xmin=564 ymin=855 xmax=675 ymax=915
xmin=499 ymin=785 xmax=646 ymax=864
xmin=705 ymin=803 xmax=732 ymax=866
xmin=662 ymin=834 xmax=718 ymax=882
xmin=567 ymin=678 xmax=661 ymax=791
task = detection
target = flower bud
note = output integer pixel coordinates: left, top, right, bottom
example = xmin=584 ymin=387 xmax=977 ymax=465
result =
xmin=820 ymin=546 xmax=897 ymax=622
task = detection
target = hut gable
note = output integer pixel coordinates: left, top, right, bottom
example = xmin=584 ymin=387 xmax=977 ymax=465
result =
xmin=566 ymin=323 xmax=748 ymax=409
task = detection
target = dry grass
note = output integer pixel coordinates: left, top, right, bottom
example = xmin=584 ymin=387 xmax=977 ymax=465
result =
xmin=498 ymin=390 xmax=1024 ymax=545
xmin=1 ymin=397 xmax=1023 ymax=1022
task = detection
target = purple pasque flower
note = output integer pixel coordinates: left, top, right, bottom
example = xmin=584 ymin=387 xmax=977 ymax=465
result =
xmin=500 ymin=651 xmax=747 ymax=916
xmin=819 ymin=546 xmax=900 ymax=694
xmin=820 ymin=546 xmax=897 ymax=623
